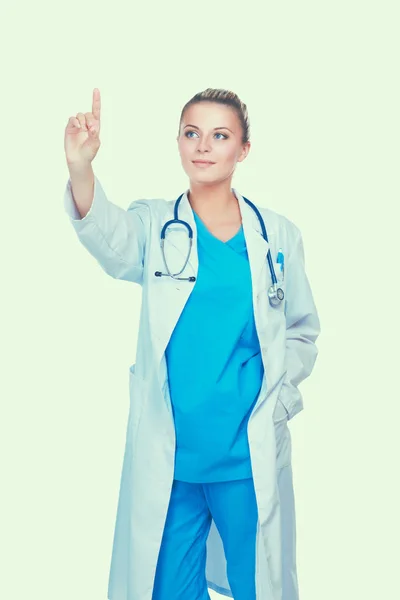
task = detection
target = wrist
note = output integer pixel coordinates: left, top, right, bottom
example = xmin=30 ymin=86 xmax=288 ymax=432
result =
xmin=67 ymin=160 xmax=93 ymax=176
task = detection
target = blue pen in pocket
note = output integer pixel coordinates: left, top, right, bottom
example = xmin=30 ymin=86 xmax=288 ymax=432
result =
xmin=276 ymin=248 xmax=284 ymax=280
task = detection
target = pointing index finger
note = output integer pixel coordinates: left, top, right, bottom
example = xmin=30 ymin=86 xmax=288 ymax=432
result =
xmin=92 ymin=88 xmax=101 ymax=121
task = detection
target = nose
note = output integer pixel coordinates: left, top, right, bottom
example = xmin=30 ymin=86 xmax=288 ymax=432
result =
xmin=196 ymin=135 xmax=212 ymax=153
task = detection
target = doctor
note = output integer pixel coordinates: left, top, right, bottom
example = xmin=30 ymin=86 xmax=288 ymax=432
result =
xmin=63 ymin=87 xmax=320 ymax=600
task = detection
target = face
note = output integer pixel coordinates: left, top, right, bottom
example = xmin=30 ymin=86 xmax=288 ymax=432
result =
xmin=177 ymin=102 xmax=250 ymax=185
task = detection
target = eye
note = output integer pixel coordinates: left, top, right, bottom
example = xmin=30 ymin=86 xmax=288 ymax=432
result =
xmin=184 ymin=130 xmax=228 ymax=140
xmin=185 ymin=130 xmax=198 ymax=138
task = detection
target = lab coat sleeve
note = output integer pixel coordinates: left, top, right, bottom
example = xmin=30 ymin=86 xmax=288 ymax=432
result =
xmin=280 ymin=228 xmax=321 ymax=420
xmin=64 ymin=175 xmax=150 ymax=284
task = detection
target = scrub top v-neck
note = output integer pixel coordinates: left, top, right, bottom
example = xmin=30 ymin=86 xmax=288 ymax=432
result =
xmin=165 ymin=210 xmax=265 ymax=483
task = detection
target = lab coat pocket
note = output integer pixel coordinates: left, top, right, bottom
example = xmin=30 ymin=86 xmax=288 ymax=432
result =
xmin=272 ymin=262 xmax=286 ymax=315
xmin=273 ymin=261 xmax=284 ymax=284
xmin=257 ymin=263 xmax=286 ymax=311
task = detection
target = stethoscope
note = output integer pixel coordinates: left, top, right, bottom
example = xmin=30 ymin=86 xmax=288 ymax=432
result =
xmin=154 ymin=193 xmax=285 ymax=307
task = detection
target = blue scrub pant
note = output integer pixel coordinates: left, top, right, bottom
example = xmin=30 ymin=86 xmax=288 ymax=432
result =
xmin=152 ymin=478 xmax=259 ymax=600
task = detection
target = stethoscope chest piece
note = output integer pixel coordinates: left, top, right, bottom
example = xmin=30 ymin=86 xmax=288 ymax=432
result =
xmin=268 ymin=285 xmax=285 ymax=307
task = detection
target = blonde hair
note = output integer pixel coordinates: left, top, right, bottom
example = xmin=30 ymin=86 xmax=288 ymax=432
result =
xmin=179 ymin=88 xmax=250 ymax=144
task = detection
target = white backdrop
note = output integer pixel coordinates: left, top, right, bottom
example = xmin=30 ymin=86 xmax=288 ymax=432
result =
xmin=1 ymin=1 xmax=399 ymax=599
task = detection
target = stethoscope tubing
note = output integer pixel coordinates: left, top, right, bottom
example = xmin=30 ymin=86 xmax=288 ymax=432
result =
xmin=155 ymin=194 xmax=284 ymax=304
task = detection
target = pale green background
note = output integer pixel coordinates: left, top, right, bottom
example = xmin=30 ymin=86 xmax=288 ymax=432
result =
xmin=1 ymin=0 xmax=399 ymax=599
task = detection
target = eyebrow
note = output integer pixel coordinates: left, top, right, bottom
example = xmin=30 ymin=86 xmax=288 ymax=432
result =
xmin=184 ymin=124 xmax=234 ymax=133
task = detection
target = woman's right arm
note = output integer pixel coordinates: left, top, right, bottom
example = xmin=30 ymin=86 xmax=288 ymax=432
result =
xmin=67 ymin=160 xmax=95 ymax=219
xmin=64 ymin=89 xmax=149 ymax=284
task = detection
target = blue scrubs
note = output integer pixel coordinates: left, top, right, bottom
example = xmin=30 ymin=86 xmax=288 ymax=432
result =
xmin=152 ymin=478 xmax=259 ymax=600
xmin=165 ymin=212 xmax=265 ymax=483
xmin=156 ymin=212 xmax=263 ymax=599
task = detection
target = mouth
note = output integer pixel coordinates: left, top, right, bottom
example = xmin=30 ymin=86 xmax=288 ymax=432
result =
xmin=192 ymin=160 xmax=216 ymax=167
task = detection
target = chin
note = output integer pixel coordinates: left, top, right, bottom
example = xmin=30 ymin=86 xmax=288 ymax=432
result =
xmin=188 ymin=166 xmax=221 ymax=179
xmin=190 ymin=175 xmax=220 ymax=186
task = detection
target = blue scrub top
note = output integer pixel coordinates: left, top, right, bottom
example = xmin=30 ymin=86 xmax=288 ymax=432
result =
xmin=165 ymin=211 xmax=264 ymax=483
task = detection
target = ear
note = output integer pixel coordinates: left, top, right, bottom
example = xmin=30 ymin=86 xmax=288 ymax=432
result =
xmin=237 ymin=141 xmax=251 ymax=163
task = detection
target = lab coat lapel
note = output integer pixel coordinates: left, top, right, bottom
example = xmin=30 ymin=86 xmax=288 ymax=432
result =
xmin=163 ymin=190 xmax=199 ymax=276
xmin=153 ymin=191 xmax=198 ymax=385
xmin=234 ymin=190 xmax=274 ymax=410
xmin=234 ymin=189 xmax=271 ymax=297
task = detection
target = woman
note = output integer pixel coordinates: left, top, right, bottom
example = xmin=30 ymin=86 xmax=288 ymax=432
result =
xmin=63 ymin=87 xmax=320 ymax=600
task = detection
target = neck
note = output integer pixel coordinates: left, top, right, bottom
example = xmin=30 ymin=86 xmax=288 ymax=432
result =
xmin=187 ymin=179 xmax=239 ymax=221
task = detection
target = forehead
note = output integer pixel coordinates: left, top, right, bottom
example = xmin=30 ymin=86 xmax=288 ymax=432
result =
xmin=182 ymin=102 xmax=239 ymax=130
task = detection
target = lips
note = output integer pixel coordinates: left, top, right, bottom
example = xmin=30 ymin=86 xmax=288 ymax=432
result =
xmin=192 ymin=160 xmax=215 ymax=164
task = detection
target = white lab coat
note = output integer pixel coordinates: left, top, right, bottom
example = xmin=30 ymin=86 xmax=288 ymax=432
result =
xmin=64 ymin=175 xmax=320 ymax=600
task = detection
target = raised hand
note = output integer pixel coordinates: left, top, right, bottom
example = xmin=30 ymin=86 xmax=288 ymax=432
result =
xmin=64 ymin=88 xmax=101 ymax=166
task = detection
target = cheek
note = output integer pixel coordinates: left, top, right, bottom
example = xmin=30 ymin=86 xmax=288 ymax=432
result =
xmin=178 ymin=140 xmax=192 ymax=161
xmin=217 ymin=144 xmax=239 ymax=164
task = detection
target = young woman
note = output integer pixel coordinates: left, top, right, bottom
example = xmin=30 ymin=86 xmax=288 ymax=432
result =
xmin=63 ymin=87 xmax=320 ymax=600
